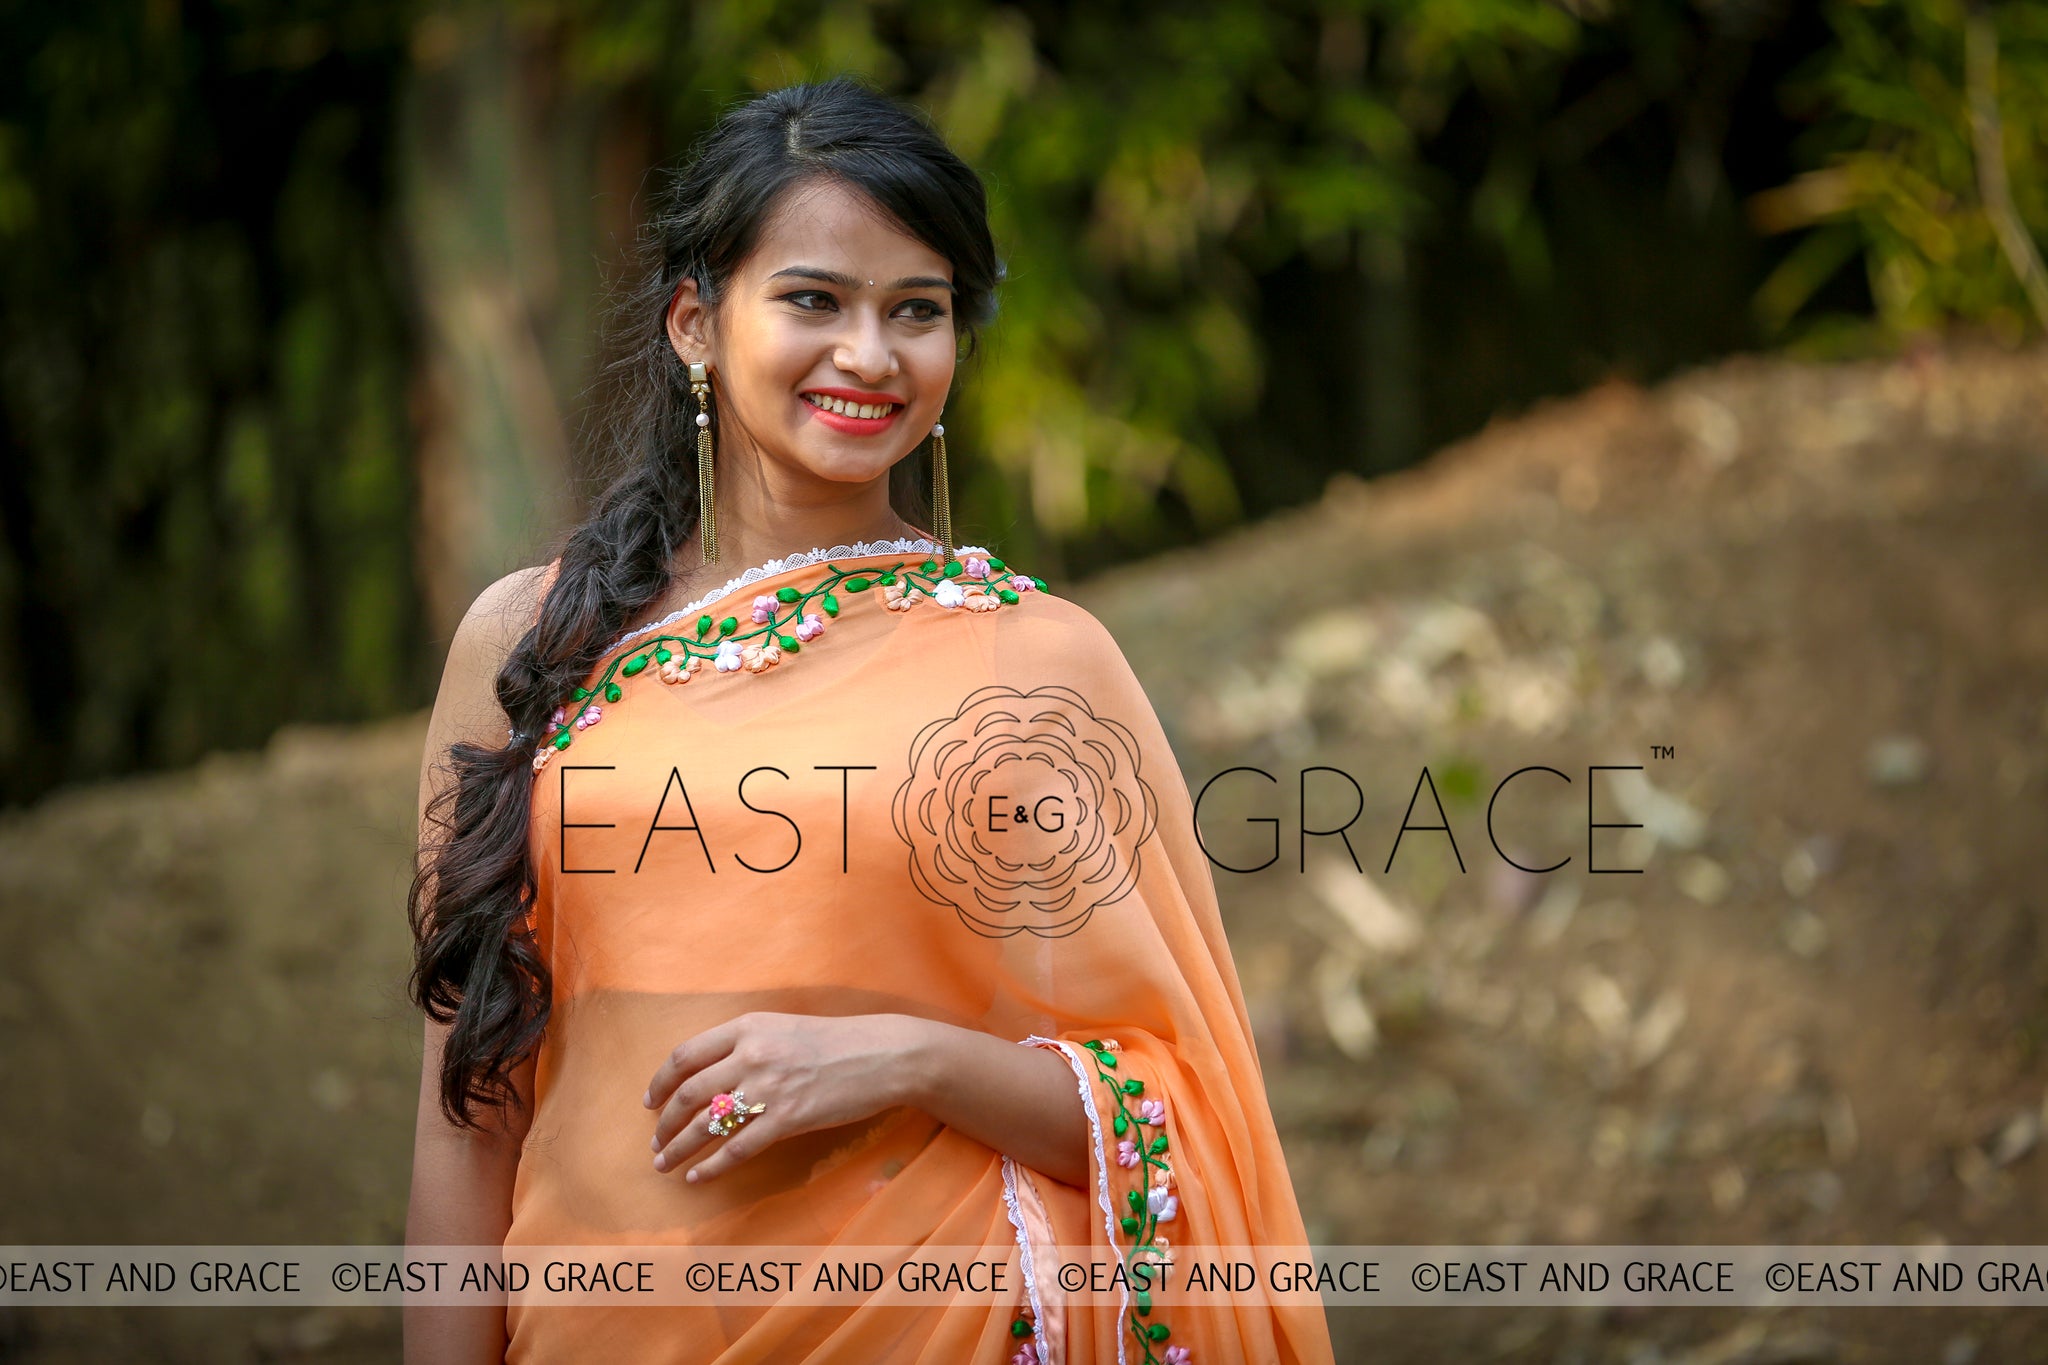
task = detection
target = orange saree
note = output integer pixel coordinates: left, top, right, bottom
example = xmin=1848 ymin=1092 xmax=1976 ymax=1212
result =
xmin=510 ymin=537 xmax=1334 ymax=1364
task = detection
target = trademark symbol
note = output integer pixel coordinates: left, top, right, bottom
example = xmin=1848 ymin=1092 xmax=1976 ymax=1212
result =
xmin=1651 ymin=744 xmax=1675 ymax=760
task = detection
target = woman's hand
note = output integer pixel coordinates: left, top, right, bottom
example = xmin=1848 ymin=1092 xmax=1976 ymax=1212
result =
xmin=643 ymin=1012 xmax=921 ymax=1184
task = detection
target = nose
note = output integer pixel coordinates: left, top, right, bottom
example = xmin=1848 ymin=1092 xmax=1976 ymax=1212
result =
xmin=832 ymin=306 xmax=900 ymax=384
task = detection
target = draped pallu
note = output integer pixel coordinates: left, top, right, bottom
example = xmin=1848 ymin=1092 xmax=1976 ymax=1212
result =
xmin=511 ymin=541 xmax=1335 ymax=1364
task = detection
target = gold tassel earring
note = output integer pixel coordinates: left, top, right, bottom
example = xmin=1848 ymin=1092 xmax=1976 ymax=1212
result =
xmin=930 ymin=410 xmax=953 ymax=567
xmin=690 ymin=360 xmax=717 ymax=565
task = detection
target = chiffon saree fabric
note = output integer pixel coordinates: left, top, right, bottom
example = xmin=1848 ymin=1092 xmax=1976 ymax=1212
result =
xmin=509 ymin=538 xmax=1334 ymax=1364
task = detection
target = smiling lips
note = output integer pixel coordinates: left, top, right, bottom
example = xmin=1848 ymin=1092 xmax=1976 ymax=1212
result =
xmin=803 ymin=391 xmax=901 ymax=418
xmin=801 ymin=390 xmax=904 ymax=432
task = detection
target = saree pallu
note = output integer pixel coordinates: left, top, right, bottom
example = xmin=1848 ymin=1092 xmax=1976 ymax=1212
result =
xmin=511 ymin=540 xmax=1335 ymax=1364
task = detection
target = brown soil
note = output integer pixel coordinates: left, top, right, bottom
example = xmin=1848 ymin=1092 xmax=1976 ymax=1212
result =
xmin=2 ymin=345 xmax=2045 ymax=1362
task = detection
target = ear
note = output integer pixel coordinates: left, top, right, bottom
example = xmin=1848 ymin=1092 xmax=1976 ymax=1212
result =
xmin=665 ymin=275 xmax=713 ymax=368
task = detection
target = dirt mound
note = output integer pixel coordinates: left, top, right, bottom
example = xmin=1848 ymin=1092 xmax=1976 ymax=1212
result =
xmin=2 ymin=347 xmax=2044 ymax=1362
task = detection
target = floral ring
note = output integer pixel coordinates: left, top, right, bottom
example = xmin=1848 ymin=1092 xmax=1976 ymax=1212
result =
xmin=706 ymin=1089 xmax=767 ymax=1139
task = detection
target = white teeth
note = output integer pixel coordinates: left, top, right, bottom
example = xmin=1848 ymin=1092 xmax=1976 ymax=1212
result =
xmin=804 ymin=393 xmax=899 ymax=419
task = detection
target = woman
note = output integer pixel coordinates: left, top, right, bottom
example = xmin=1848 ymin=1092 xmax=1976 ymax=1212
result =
xmin=406 ymin=75 xmax=1335 ymax=1365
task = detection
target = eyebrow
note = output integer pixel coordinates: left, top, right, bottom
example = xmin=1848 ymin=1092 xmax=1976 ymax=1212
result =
xmin=766 ymin=265 xmax=956 ymax=294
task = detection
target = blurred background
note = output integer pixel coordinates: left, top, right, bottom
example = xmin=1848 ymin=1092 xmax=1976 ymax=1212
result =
xmin=1 ymin=0 xmax=2045 ymax=1361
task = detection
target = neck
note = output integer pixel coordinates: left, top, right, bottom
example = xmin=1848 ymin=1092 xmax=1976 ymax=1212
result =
xmin=678 ymin=456 xmax=931 ymax=579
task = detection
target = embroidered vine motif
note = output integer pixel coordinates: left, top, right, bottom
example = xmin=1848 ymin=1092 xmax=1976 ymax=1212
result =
xmin=529 ymin=553 xmax=1046 ymax=773
xmin=1088 ymin=1036 xmax=1188 ymax=1365
xmin=1007 ymin=1307 xmax=1038 ymax=1364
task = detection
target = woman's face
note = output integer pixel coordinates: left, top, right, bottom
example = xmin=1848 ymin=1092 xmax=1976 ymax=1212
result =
xmin=668 ymin=177 xmax=958 ymax=490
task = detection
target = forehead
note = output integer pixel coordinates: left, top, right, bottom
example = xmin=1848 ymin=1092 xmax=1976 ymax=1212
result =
xmin=747 ymin=178 xmax=952 ymax=279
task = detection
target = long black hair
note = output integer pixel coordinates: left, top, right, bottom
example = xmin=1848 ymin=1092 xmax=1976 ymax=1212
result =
xmin=407 ymin=74 xmax=1004 ymax=1129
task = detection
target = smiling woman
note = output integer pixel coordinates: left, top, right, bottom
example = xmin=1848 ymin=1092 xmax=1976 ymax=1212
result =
xmin=404 ymin=74 xmax=1334 ymax=1365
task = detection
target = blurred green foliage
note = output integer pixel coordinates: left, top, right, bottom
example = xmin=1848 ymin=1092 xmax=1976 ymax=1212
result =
xmin=1754 ymin=0 xmax=2048 ymax=344
xmin=2 ymin=0 xmax=2038 ymax=803
xmin=0 ymin=2 xmax=420 ymax=803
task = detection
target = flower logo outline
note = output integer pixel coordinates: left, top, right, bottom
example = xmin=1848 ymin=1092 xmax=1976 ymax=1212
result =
xmin=892 ymin=686 xmax=1160 ymax=938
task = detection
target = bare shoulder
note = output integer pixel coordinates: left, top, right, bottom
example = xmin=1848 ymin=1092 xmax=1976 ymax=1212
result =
xmin=458 ymin=563 xmax=556 ymax=655
xmin=418 ymin=563 xmax=556 ymax=814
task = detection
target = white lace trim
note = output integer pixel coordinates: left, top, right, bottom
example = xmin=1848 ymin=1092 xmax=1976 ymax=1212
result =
xmin=600 ymin=537 xmax=994 ymax=659
xmin=1000 ymin=1155 xmax=1051 ymax=1365
xmin=1020 ymin=1034 xmax=1129 ymax=1365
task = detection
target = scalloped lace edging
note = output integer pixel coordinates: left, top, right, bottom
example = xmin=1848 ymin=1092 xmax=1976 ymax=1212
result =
xmin=1023 ymin=1034 xmax=1129 ymax=1365
xmin=1001 ymin=1155 xmax=1051 ymax=1365
xmin=602 ymin=538 xmax=994 ymax=658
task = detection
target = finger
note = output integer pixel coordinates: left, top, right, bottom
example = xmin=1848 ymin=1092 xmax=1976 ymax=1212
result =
xmin=677 ymin=1106 xmax=779 ymax=1184
xmin=654 ymin=1070 xmax=761 ymax=1177
xmin=652 ymin=1054 xmax=744 ymax=1154
xmin=644 ymin=1019 xmax=740 ymax=1111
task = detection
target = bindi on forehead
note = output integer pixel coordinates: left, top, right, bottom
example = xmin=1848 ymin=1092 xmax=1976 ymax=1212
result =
xmin=752 ymin=185 xmax=953 ymax=293
xmin=765 ymin=264 xmax=956 ymax=294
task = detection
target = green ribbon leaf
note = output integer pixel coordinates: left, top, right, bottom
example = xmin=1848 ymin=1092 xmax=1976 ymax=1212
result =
xmin=822 ymin=593 xmax=839 ymax=616
xmin=571 ymin=687 xmax=591 ymax=701
xmin=843 ymin=577 xmax=871 ymax=592
xmin=622 ymin=654 xmax=649 ymax=677
xmin=777 ymin=635 xmax=799 ymax=652
xmin=718 ymin=616 xmax=738 ymax=636
xmin=604 ymin=683 xmax=622 ymax=703
xmin=697 ymin=615 xmax=712 ymax=638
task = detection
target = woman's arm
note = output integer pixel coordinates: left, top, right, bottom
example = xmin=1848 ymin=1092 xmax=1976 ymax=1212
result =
xmin=892 ymin=1016 xmax=1092 ymax=1188
xmin=402 ymin=567 xmax=549 ymax=1365
xmin=403 ymin=1026 xmax=532 ymax=1364
xmin=645 ymin=1012 xmax=1091 ymax=1190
